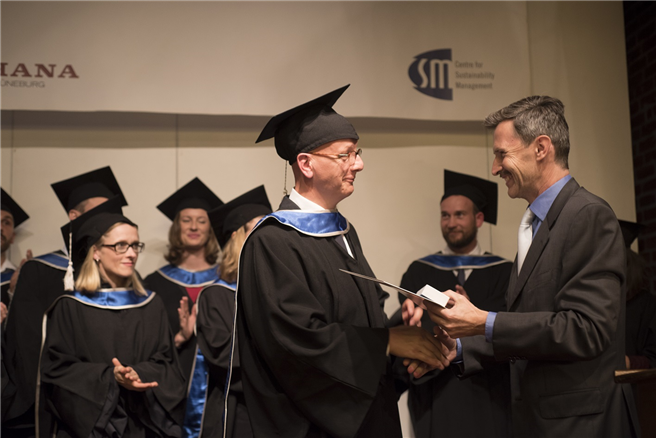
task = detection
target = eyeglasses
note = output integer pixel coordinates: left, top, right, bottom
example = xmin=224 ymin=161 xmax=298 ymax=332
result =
xmin=101 ymin=242 xmax=145 ymax=254
xmin=310 ymin=148 xmax=363 ymax=163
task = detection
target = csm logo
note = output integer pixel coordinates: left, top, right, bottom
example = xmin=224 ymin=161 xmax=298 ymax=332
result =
xmin=408 ymin=49 xmax=453 ymax=101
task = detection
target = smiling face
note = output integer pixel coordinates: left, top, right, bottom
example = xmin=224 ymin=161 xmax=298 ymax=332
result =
xmin=308 ymin=139 xmax=364 ymax=208
xmin=93 ymin=223 xmax=139 ymax=287
xmin=177 ymin=208 xmax=211 ymax=250
xmin=440 ymin=195 xmax=483 ymax=253
xmin=491 ymin=120 xmax=540 ymax=203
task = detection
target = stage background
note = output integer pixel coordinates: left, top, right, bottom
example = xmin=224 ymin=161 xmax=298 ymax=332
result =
xmin=1 ymin=3 xmax=634 ymax=437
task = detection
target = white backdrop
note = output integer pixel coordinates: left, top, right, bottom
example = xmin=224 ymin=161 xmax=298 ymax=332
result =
xmin=2 ymin=2 xmax=530 ymax=120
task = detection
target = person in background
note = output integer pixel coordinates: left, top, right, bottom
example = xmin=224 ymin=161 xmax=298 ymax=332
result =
xmin=143 ymin=177 xmax=223 ymax=437
xmin=2 ymin=166 xmax=126 ymax=438
xmin=39 ymin=197 xmax=185 ymax=438
xmin=393 ymin=170 xmax=512 ymax=438
xmin=1 ymin=188 xmax=30 ymax=312
xmin=194 ymin=184 xmax=272 ymax=438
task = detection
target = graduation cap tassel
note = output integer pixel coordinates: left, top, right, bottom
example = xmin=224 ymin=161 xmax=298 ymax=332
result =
xmin=63 ymin=230 xmax=75 ymax=291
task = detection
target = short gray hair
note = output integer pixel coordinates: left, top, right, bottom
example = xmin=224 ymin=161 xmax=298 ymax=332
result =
xmin=484 ymin=96 xmax=570 ymax=169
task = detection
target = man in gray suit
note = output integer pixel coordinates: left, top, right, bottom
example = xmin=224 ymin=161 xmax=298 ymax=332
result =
xmin=427 ymin=96 xmax=639 ymax=437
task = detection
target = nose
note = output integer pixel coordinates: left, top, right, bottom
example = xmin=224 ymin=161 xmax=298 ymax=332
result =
xmin=352 ymin=153 xmax=364 ymax=172
xmin=125 ymin=246 xmax=138 ymax=258
xmin=491 ymin=157 xmax=502 ymax=176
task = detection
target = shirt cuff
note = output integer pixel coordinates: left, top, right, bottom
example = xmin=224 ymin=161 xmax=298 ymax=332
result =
xmin=485 ymin=312 xmax=497 ymax=343
xmin=454 ymin=338 xmax=463 ymax=363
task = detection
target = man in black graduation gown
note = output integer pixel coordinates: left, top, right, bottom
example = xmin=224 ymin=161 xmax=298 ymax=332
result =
xmin=394 ymin=170 xmax=512 ymax=437
xmin=1 ymin=188 xmax=30 ymax=311
xmin=1 ymin=167 xmax=126 ymax=438
xmin=236 ymin=85 xmax=452 ymax=438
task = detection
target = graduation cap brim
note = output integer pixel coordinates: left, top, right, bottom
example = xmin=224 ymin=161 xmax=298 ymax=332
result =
xmin=1 ymin=188 xmax=29 ymax=227
xmin=256 ymin=85 xmax=359 ymax=162
xmin=60 ymin=195 xmax=133 ymax=270
xmin=618 ymin=220 xmax=643 ymax=248
xmin=442 ymin=170 xmax=498 ymax=225
xmin=157 ymin=177 xmax=224 ymax=221
xmin=208 ymin=185 xmax=272 ymax=247
xmin=51 ymin=166 xmax=126 ymax=212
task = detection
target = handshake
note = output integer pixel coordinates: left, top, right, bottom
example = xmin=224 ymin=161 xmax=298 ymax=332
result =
xmin=388 ymin=285 xmax=488 ymax=378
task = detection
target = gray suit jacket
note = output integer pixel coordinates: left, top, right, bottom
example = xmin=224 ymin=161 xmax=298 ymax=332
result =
xmin=461 ymin=178 xmax=639 ymax=437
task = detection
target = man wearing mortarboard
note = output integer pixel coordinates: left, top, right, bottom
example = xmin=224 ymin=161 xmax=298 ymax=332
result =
xmin=392 ymin=170 xmax=513 ymax=438
xmin=0 ymin=188 xmax=30 ymax=313
xmin=2 ymin=167 xmax=126 ymax=438
xmin=233 ymin=85 xmax=452 ymax=438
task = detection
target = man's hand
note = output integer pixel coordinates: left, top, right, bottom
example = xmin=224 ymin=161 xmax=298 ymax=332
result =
xmin=454 ymin=284 xmax=470 ymax=301
xmin=425 ymin=290 xmax=488 ymax=338
xmin=174 ymin=297 xmax=196 ymax=348
xmin=401 ymin=327 xmax=458 ymax=378
xmin=112 ymin=358 xmax=158 ymax=392
xmin=402 ymin=298 xmax=423 ymax=327
xmin=8 ymin=249 xmax=33 ymax=299
xmin=389 ymin=325 xmax=452 ymax=372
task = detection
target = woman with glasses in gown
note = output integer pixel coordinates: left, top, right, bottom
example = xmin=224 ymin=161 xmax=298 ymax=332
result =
xmin=39 ymin=197 xmax=185 ymax=438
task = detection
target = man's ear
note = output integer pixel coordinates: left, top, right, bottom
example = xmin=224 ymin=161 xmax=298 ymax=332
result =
xmin=535 ymin=135 xmax=553 ymax=162
xmin=296 ymin=153 xmax=314 ymax=179
xmin=68 ymin=209 xmax=81 ymax=221
xmin=475 ymin=211 xmax=484 ymax=228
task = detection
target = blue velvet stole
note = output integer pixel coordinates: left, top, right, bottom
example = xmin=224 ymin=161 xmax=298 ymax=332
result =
xmin=419 ymin=254 xmax=508 ymax=271
xmin=70 ymin=288 xmax=154 ymax=308
xmin=261 ymin=210 xmax=350 ymax=237
xmin=34 ymin=251 xmax=69 ymax=271
xmin=214 ymin=278 xmax=236 ymax=291
xmin=157 ymin=264 xmax=219 ymax=287
xmin=182 ymin=349 xmax=208 ymax=438
xmin=1 ymin=269 xmax=15 ymax=286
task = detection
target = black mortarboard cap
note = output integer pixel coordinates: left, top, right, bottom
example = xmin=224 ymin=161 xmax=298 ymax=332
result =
xmin=255 ymin=85 xmax=359 ymax=163
xmin=618 ymin=220 xmax=643 ymax=248
xmin=208 ymin=185 xmax=272 ymax=247
xmin=51 ymin=166 xmax=126 ymax=212
xmin=1 ymin=188 xmax=29 ymax=227
xmin=60 ymin=195 xmax=134 ymax=270
xmin=442 ymin=170 xmax=498 ymax=225
xmin=157 ymin=177 xmax=224 ymax=221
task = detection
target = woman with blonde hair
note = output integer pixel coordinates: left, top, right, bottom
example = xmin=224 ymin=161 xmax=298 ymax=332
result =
xmin=144 ymin=177 xmax=223 ymax=438
xmin=194 ymin=185 xmax=271 ymax=438
xmin=39 ymin=198 xmax=185 ymax=438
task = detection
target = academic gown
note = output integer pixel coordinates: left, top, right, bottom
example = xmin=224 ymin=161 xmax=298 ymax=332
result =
xmin=2 ymin=250 xmax=68 ymax=438
xmin=236 ymin=197 xmax=401 ymax=438
xmin=195 ymin=281 xmax=252 ymax=438
xmin=38 ymin=288 xmax=186 ymax=438
xmin=395 ymin=254 xmax=513 ymax=438
xmin=1 ymin=265 xmax=16 ymax=306
xmin=143 ymin=265 xmax=218 ymax=384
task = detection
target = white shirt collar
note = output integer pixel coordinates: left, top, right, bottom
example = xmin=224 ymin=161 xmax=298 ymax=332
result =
xmin=289 ymin=188 xmax=337 ymax=212
xmin=442 ymin=243 xmax=483 ymax=256
xmin=1 ymin=257 xmax=17 ymax=272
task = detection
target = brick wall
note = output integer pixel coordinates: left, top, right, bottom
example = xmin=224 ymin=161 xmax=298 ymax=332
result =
xmin=624 ymin=1 xmax=656 ymax=294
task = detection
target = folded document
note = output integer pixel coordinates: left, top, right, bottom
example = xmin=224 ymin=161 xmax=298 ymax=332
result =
xmin=339 ymin=269 xmax=449 ymax=309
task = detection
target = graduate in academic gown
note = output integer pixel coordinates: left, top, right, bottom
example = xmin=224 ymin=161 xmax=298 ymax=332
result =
xmin=2 ymin=167 xmax=126 ymax=438
xmin=394 ymin=171 xmax=512 ymax=438
xmin=194 ymin=185 xmax=271 ymax=438
xmin=0 ymin=188 xmax=29 ymax=308
xmin=235 ymin=85 xmax=452 ymax=438
xmin=38 ymin=200 xmax=185 ymax=438
xmin=143 ymin=178 xmax=222 ymax=437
